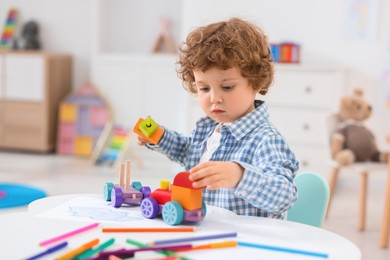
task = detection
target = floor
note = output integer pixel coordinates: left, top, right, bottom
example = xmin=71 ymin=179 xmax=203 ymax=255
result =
xmin=1 ymin=151 xmax=389 ymax=260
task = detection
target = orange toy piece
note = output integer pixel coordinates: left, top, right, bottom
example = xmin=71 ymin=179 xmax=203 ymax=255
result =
xmin=171 ymin=172 xmax=202 ymax=211
xmin=133 ymin=117 xmax=164 ymax=145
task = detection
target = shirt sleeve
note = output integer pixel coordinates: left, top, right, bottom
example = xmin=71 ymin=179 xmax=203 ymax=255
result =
xmin=233 ymin=133 xmax=299 ymax=214
xmin=145 ymin=127 xmax=191 ymax=166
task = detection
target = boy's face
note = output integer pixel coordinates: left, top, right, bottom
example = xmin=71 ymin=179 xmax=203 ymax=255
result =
xmin=193 ymin=67 xmax=258 ymax=124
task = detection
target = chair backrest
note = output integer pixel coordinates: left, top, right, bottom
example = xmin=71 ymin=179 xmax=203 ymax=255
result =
xmin=287 ymin=171 xmax=330 ymax=227
xmin=326 ymin=113 xmax=341 ymax=135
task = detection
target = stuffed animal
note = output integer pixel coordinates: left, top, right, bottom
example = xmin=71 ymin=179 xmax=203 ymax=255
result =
xmin=20 ymin=21 xmax=41 ymax=50
xmin=330 ymin=88 xmax=389 ymax=166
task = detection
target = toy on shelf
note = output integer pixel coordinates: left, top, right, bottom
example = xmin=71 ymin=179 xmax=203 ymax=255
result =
xmin=57 ymin=82 xmax=111 ymax=157
xmin=20 ymin=20 xmax=41 ymax=50
xmin=270 ymin=42 xmax=301 ymax=63
xmin=104 ymin=160 xmax=151 ymax=208
xmin=140 ymin=171 xmax=206 ymax=226
xmin=91 ymin=122 xmax=131 ymax=167
xmin=133 ymin=116 xmax=164 ymax=145
xmin=151 ymin=17 xmax=177 ymax=54
xmin=0 ymin=8 xmax=17 ymax=49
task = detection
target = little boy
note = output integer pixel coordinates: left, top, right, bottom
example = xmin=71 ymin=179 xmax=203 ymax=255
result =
xmin=137 ymin=17 xmax=299 ymax=219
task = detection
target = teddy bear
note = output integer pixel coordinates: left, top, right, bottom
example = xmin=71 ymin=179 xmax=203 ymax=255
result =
xmin=330 ymin=88 xmax=389 ymax=166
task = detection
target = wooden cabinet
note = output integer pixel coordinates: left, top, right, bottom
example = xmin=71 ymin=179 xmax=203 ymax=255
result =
xmin=0 ymin=52 xmax=72 ymax=152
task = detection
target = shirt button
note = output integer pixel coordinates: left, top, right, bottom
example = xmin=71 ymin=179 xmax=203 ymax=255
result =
xmin=241 ymin=190 xmax=247 ymax=196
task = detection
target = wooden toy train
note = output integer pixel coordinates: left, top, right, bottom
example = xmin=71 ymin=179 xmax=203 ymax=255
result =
xmin=104 ymin=160 xmax=206 ymax=226
xmin=140 ymin=171 xmax=206 ymax=225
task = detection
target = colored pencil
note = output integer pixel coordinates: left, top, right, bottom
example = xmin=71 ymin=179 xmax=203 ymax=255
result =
xmin=75 ymin=238 xmax=115 ymax=259
xmin=237 ymin=241 xmax=329 ymax=258
xmin=39 ymin=223 xmax=99 ymax=246
xmin=150 ymin=232 xmax=237 ymax=246
xmin=96 ymin=244 xmax=192 ymax=258
xmin=102 ymin=227 xmax=196 ymax=233
xmin=173 ymin=241 xmax=238 ymax=251
xmin=126 ymin=239 xmax=177 ymax=257
xmin=24 ymin=241 xmax=68 ymax=260
xmin=56 ymin=238 xmax=99 ymax=260
xmin=126 ymin=238 xmax=190 ymax=260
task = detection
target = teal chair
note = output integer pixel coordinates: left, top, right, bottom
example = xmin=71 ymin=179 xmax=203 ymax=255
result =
xmin=287 ymin=171 xmax=330 ymax=227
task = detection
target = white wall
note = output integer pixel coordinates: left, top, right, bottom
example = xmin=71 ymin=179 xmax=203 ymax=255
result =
xmin=0 ymin=0 xmax=93 ymax=88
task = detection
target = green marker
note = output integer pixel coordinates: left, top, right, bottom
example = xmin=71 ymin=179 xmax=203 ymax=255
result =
xmin=75 ymin=238 xmax=115 ymax=259
xmin=139 ymin=116 xmax=158 ymax=137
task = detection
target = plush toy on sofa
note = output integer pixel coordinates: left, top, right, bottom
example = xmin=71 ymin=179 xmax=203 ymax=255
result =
xmin=330 ymin=88 xmax=389 ymax=166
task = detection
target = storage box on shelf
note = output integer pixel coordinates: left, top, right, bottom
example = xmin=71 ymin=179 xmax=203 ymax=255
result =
xmin=0 ymin=51 xmax=72 ymax=152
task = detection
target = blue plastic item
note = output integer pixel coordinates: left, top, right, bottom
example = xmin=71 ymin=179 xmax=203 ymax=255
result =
xmin=0 ymin=183 xmax=47 ymax=209
xmin=287 ymin=171 xmax=330 ymax=227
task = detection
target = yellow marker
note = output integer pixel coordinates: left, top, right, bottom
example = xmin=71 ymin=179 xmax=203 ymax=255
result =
xmin=56 ymin=238 xmax=99 ymax=260
xmin=173 ymin=241 xmax=238 ymax=252
xmin=193 ymin=241 xmax=238 ymax=250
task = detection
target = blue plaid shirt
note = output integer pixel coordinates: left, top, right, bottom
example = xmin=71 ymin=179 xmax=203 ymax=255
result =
xmin=147 ymin=101 xmax=299 ymax=219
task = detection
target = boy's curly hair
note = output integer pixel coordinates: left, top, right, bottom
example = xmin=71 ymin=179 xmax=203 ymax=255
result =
xmin=177 ymin=17 xmax=274 ymax=95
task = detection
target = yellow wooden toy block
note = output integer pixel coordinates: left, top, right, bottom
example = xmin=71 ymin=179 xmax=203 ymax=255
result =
xmin=160 ymin=180 xmax=170 ymax=190
xmin=60 ymin=104 xmax=77 ymax=122
xmin=171 ymin=185 xmax=202 ymax=211
xmin=75 ymin=136 xmax=93 ymax=156
xmin=133 ymin=117 xmax=164 ymax=145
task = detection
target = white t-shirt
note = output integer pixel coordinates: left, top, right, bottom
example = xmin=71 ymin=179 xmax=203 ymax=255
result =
xmin=199 ymin=124 xmax=222 ymax=163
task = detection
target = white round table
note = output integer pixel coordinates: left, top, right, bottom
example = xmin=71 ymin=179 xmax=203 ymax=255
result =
xmin=0 ymin=194 xmax=361 ymax=260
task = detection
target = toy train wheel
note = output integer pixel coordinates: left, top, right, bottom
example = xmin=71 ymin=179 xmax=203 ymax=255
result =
xmin=104 ymin=182 xmax=114 ymax=201
xmin=140 ymin=197 xmax=159 ymax=219
xmin=162 ymin=201 xmax=184 ymax=226
xmin=111 ymin=187 xmax=123 ymax=208
xmin=140 ymin=186 xmax=151 ymax=198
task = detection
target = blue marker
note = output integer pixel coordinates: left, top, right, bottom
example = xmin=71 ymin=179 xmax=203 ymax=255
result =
xmin=238 ymin=241 xmax=329 ymax=258
xmin=24 ymin=241 xmax=68 ymax=260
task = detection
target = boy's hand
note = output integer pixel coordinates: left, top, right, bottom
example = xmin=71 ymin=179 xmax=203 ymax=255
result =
xmin=137 ymin=135 xmax=149 ymax=146
xmin=189 ymin=161 xmax=244 ymax=190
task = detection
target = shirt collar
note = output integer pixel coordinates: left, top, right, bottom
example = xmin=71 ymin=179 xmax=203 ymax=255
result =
xmin=197 ymin=100 xmax=269 ymax=141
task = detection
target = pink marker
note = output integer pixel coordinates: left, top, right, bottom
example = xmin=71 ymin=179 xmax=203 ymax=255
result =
xmin=39 ymin=223 xmax=99 ymax=246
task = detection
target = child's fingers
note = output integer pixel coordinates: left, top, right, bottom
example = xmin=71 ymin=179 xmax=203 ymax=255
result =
xmin=137 ymin=136 xmax=148 ymax=146
xmin=189 ymin=165 xmax=212 ymax=182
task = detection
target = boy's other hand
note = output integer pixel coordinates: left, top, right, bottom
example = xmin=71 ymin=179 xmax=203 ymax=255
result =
xmin=189 ymin=161 xmax=244 ymax=190
xmin=137 ymin=135 xmax=149 ymax=146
